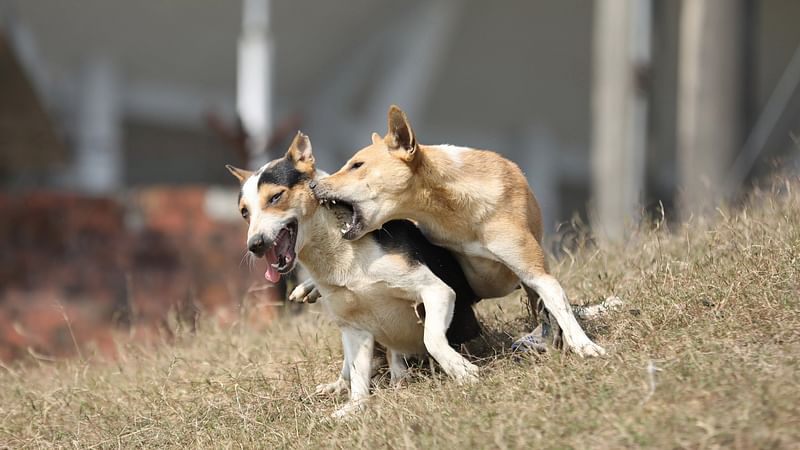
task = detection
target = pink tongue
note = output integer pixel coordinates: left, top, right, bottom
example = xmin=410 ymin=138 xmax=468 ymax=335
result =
xmin=264 ymin=247 xmax=281 ymax=284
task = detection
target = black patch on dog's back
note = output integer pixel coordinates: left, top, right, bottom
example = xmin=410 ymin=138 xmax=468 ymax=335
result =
xmin=374 ymin=220 xmax=481 ymax=344
xmin=258 ymin=158 xmax=307 ymax=188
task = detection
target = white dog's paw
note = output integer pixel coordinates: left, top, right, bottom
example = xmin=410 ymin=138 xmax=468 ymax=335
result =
xmin=571 ymin=340 xmax=606 ymax=357
xmin=315 ymin=378 xmax=349 ymax=397
xmin=390 ymin=367 xmax=410 ymax=388
xmin=391 ymin=377 xmax=409 ymax=389
xmin=331 ymin=398 xmax=367 ymax=419
xmin=288 ymin=284 xmax=307 ymax=303
xmin=289 ymin=281 xmax=320 ymax=303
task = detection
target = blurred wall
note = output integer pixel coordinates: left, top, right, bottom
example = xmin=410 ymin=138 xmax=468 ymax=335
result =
xmin=2 ymin=0 xmax=799 ymax=224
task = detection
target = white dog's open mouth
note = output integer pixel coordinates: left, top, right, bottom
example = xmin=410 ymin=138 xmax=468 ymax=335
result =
xmin=264 ymin=219 xmax=298 ymax=283
xmin=317 ymin=196 xmax=364 ymax=240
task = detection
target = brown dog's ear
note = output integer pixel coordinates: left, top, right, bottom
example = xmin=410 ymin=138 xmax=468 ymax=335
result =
xmin=226 ymin=165 xmax=253 ymax=184
xmin=386 ymin=105 xmax=417 ymax=160
xmin=286 ymin=131 xmax=315 ymax=172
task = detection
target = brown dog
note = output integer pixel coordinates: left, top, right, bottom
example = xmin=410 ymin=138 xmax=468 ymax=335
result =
xmin=311 ymin=106 xmax=605 ymax=357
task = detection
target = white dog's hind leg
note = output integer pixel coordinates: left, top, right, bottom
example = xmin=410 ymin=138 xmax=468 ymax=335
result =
xmin=387 ymin=349 xmax=409 ymax=388
xmin=332 ymin=327 xmax=374 ymax=419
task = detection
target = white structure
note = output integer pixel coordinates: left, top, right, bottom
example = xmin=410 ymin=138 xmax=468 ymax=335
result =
xmin=590 ymin=0 xmax=651 ymax=241
xmin=3 ymin=0 xmax=800 ymax=229
xmin=74 ymin=57 xmax=122 ymax=193
xmin=237 ymin=0 xmax=273 ymax=168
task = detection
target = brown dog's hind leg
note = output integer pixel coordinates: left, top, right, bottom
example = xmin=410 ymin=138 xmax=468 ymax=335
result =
xmin=523 ymin=285 xmax=563 ymax=350
xmin=488 ymin=233 xmax=605 ymax=357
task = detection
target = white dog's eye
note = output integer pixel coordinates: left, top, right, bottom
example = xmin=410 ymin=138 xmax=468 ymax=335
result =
xmin=350 ymin=161 xmax=364 ymax=170
xmin=269 ymin=191 xmax=283 ymax=204
xmin=241 ymin=208 xmax=249 ymax=220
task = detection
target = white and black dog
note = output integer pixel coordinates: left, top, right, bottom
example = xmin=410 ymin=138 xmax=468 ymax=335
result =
xmin=226 ymin=132 xmax=481 ymax=418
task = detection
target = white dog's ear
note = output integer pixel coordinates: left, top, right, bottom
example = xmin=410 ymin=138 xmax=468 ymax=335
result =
xmin=287 ymin=131 xmax=315 ymax=170
xmin=225 ymin=165 xmax=253 ymax=184
xmin=371 ymin=132 xmax=382 ymax=145
xmin=386 ymin=105 xmax=417 ymax=161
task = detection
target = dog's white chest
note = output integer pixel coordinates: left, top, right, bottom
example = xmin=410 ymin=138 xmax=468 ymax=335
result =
xmin=320 ymin=283 xmax=426 ymax=355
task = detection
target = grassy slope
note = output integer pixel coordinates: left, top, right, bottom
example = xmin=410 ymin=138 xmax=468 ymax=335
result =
xmin=1 ymin=178 xmax=799 ymax=449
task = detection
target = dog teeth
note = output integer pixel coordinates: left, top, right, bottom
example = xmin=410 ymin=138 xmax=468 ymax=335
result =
xmin=331 ymin=200 xmax=337 ymax=205
xmin=270 ymin=263 xmax=280 ymax=268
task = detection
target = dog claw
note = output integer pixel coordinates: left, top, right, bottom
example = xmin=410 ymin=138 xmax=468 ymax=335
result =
xmin=331 ymin=398 xmax=367 ymax=419
xmin=304 ymin=288 xmax=321 ymax=303
xmin=289 ymin=280 xmax=320 ymax=303
xmin=315 ymin=378 xmax=349 ymax=397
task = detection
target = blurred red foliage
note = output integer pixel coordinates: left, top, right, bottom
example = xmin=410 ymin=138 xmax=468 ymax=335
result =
xmin=0 ymin=188 xmax=284 ymax=362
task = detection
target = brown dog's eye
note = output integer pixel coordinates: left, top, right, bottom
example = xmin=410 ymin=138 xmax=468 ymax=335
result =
xmin=269 ymin=191 xmax=283 ymax=205
xmin=241 ymin=208 xmax=249 ymax=220
xmin=350 ymin=161 xmax=364 ymax=170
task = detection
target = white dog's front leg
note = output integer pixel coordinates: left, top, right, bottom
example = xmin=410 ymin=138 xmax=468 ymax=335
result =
xmin=289 ymin=278 xmax=321 ymax=303
xmin=387 ymin=349 xmax=409 ymax=387
xmin=421 ymin=285 xmax=479 ymax=383
xmin=316 ymin=329 xmax=351 ymax=396
xmin=331 ymin=326 xmax=374 ymax=419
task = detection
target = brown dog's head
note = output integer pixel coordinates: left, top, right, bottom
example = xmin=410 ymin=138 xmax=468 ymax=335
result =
xmin=311 ymin=105 xmax=420 ymax=240
xmin=226 ymin=131 xmax=318 ymax=283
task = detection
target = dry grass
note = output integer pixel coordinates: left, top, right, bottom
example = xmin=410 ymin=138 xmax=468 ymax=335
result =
xmin=1 ymin=177 xmax=799 ymax=449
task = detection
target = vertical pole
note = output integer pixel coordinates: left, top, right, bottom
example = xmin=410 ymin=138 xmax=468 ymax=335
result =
xmin=591 ymin=0 xmax=651 ymax=241
xmin=677 ymin=0 xmax=744 ymax=218
xmin=74 ymin=56 xmax=122 ymax=193
xmin=237 ymin=0 xmax=273 ymax=169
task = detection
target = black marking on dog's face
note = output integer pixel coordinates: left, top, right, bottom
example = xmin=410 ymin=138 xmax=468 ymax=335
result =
xmin=258 ymin=158 xmax=308 ymax=188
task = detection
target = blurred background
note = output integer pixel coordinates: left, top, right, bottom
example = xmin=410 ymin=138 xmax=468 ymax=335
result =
xmin=1 ymin=0 xmax=799 ymax=361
